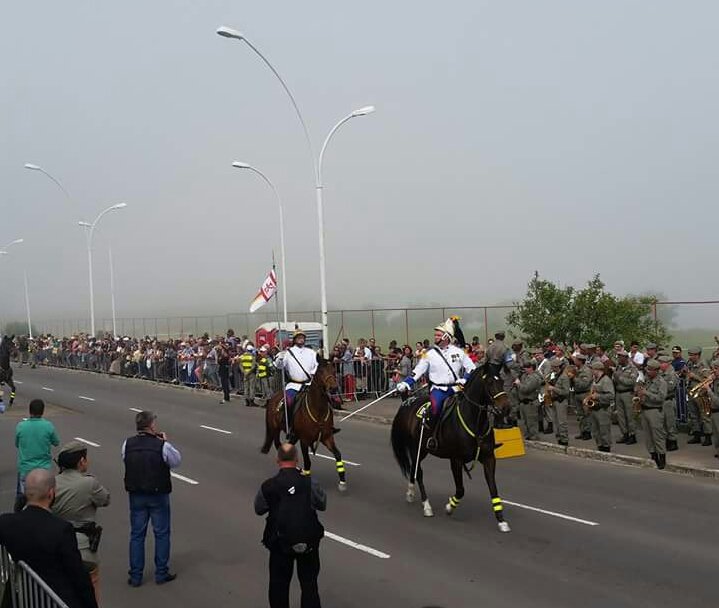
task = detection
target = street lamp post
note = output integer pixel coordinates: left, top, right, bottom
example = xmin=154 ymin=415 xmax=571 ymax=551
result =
xmin=109 ymin=247 xmax=118 ymax=338
xmin=79 ymin=204 xmax=127 ymax=337
xmin=23 ymin=164 xmax=72 ymax=202
xmin=231 ymin=162 xmax=288 ymax=323
xmin=217 ymin=26 xmax=375 ymax=353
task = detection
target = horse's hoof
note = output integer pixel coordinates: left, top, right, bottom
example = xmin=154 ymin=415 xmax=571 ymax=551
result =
xmin=498 ymin=521 xmax=511 ymax=533
xmin=338 ymin=481 xmax=348 ymax=493
xmin=445 ymin=503 xmax=455 ymax=515
xmin=406 ymin=484 xmax=416 ymax=503
xmin=422 ymin=501 xmax=434 ymax=517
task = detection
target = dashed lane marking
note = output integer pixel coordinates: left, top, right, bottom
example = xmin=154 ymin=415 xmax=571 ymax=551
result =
xmin=171 ymin=472 xmax=199 ymax=485
xmin=504 ymin=500 xmax=599 ymax=526
xmin=129 ymin=408 xmax=142 ymax=413
xmin=325 ymin=531 xmax=390 ymax=559
xmin=78 ymin=396 xmax=95 ymax=402
xmin=200 ymin=425 xmax=232 ymax=435
xmin=14 ymin=381 xmax=22 ymax=385
xmin=74 ymin=437 xmax=101 ymax=448
xmin=315 ymin=453 xmax=361 ymax=467
xmin=42 ymin=387 xmax=54 ymax=392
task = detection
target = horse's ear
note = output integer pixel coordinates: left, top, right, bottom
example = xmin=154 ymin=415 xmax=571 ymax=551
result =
xmin=316 ymin=353 xmax=322 ymax=364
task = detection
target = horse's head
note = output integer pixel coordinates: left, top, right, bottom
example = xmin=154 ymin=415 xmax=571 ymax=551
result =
xmin=464 ymin=362 xmax=510 ymax=414
xmin=316 ymin=355 xmax=342 ymax=406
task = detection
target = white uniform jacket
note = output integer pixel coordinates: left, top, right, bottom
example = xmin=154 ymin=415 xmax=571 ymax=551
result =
xmin=409 ymin=344 xmax=476 ymax=392
xmin=275 ymin=345 xmax=319 ymax=392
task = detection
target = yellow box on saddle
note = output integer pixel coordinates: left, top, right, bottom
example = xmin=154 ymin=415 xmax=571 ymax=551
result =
xmin=493 ymin=427 xmax=526 ymax=459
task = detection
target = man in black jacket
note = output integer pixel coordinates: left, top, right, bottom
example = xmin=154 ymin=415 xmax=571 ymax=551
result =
xmin=255 ymin=443 xmax=326 ymax=608
xmin=0 ymin=468 xmax=97 ymax=608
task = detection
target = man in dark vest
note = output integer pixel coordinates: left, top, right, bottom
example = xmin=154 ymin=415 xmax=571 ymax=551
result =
xmin=122 ymin=410 xmax=182 ymax=587
xmin=255 ymin=443 xmax=326 ymax=608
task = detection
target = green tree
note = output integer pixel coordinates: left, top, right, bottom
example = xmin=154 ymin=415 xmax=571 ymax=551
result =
xmin=506 ymin=273 xmax=670 ymax=348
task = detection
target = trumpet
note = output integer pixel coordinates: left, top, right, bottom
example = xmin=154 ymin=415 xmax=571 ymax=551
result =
xmin=632 ymin=381 xmax=645 ymax=415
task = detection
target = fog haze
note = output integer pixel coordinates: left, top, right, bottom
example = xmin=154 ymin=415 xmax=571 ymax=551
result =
xmin=2 ymin=1 xmax=718 ymax=324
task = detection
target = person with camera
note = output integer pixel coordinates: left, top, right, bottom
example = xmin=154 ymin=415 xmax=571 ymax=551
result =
xmin=52 ymin=441 xmax=110 ymax=603
xmin=255 ymin=443 xmax=326 ymax=608
xmin=122 ymin=410 xmax=181 ymax=587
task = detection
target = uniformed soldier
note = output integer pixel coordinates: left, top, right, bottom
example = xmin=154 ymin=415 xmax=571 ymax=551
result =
xmin=613 ymin=350 xmax=639 ymax=444
xmin=545 ymin=358 xmax=571 ymax=446
xmin=644 ymin=342 xmax=658 ymax=365
xmin=52 ymin=441 xmax=111 ymax=602
xmin=572 ymin=353 xmax=593 ymax=440
xmin=505 ymin=339 xmax=529 ymax=427
xmin=517 ymin=360 xmax=542 ymax=440
xmin=588 ymin=360 xmax=614 ymax=452
xmin=256 ymin=345 xmax=272 ymax=406
xmin=658 ymin=354 xmax=679 ymax=451
xmin=585 ymin=343 xmax=599 ymax=366
xmin=701 ymin=360 xmax=719 ymax=460
xmin=636 ymin=359 xmax=668 ymax=469
xmin=485 ymin=331 xmax=509 ymax=375
xmin=397 ymin=318 xmax=475 ymax=449
xmin=684 ymin=346 xmax=712 ymax=445
xmin=534 ymin=348 xmax=553 ymax=434
xmin=240 ymin=344 xmax=258 ymax=407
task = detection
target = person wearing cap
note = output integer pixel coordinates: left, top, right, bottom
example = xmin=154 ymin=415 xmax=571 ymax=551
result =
xmin=585 ymin=344 xmax=598 ymax=366
xmin=613 ymin=351 xmax=639 ymax=445
xmin=572 ymin=353 xmax=593 ymax=441
xmin=504 ymin=339 xmax=529 ymax=427
xmin=52 ymin=441 xmax=110 ymax=602
xmin=517 ymin=359 xmax=543 ymax=441
xmin=636 ymin=359 xmax=668 ymax=468
xmin=533 ymin=348 xmax=554 ymax=435
xmin=256 ymin=345 xmax=272 ymax=406
xmin=123 ymin=410 xmax=182 ymax=586
xmin=274 ymin=330 xmax=319 ymax=436
xmin=397 ymin=318 xmax=475 ymax=449
xmin=658 ymin=355 xmax=679 ymax=451
xmin=588 ymin=360 xmax=614 ymax=451
xmin=684 ymin=347 xmax=712 ymax=445
xmin=485 ymin=331 xmax=510 ymax=376
xmin=240 ymin=342 xmax=258 ymax=407
xmin=700 ymin=360 xmax=719 ymax=459
xmin=670 ymin=346 xmax=686 ymax=373
xmin=644 ymin=342 xmax=658 ymax=365
xmin=545 ymin=358 xmax=571 ymax=445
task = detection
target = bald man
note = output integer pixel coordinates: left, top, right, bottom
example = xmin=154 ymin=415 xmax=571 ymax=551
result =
xmin=0 ymin=469 xmax=97 ymax=608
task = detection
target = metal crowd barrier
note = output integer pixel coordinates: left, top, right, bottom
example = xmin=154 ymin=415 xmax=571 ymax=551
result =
xmin=0 ymin=546 xmax=70 ymax=608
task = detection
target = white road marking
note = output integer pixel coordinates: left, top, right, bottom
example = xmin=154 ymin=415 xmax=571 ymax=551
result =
xmin=171 ymin=472 xmax=199 ymax=485
xmin=74 ymin=437 xmax=101 ymax=448
xmin=504 ymin=500 xmax=599 ymax=526
xmin=325 ymin=531 xmax=390 ymax=559
xmin=315 ymin=453 xmax=361 ymax=467
xmin=200 ymin=425 xmax=232 ymax=435
xmin=78 ymin=396 xmax=95 ymax=402
xmin=129 ymin=407 xmax=143 ymax=413
xmin=14 ymin=381 xmax=22 ymax=385
xmin=41 ymin=387 xmax=54 ymax=392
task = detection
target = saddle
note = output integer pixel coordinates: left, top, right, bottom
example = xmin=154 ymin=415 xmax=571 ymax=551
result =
xmin=415 ymin=394 xmax=460 ymax=429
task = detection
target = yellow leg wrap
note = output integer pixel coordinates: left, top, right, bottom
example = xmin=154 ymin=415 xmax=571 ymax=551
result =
xmin=449 ymin=496 xmax=461 ymax=508
xmin=302 ymin=470 xmax=311 ymax=476
xmin=492 ymin=497 xmax=503 ymax=512
xmin=336 ymin=461 xmax=346 ymax=473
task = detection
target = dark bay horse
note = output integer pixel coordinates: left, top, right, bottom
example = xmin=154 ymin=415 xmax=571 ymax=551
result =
xmin=0 ymin=336 xmax=16 ymax=406
xmin=391 ymin=363 xmax=511 ymax=532
xmin=261 ymin=357 xmax=347 ymax=491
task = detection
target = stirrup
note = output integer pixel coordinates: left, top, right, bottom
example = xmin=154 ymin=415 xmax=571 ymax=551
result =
xmin=426 ymin=436 xmax=438 ymax=450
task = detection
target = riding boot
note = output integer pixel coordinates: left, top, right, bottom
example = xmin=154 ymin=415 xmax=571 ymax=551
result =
xmin=687 ymin=432 xmax=702 ymax=444
xmin=616 ymin=433 xmax=628 ymax=444
xmin=425 ymin=413 xmax=439 ymax=450
xmin=702 ymin=434 xmax=713 ymax=447
xmin=657 ymin=453 xmax=666 ymax=470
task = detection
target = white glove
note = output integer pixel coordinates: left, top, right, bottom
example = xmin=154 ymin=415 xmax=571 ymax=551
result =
xmin=274 ymin=351 xmax=286 ymax=362
xmin=396 ymin=381 xmax=410 ymax=393
xmin=457 ymin=378 xmax=467 ymax=386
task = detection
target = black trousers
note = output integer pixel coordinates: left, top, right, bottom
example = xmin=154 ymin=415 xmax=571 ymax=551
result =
xmin=268 ymin=548 xmax=321 ymax=608
xmin=219 ymin=366 xmax=231 ymax=401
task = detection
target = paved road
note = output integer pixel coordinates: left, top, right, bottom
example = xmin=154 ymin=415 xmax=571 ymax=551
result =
xmin=1 ymin=367 xmax=717 ymax=608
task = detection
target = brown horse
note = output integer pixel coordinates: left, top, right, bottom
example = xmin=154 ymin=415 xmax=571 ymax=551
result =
xmin=261 ymin=357 xmax=348 ymax=491
xmin=391 ymin=363 xmax=512 ymax=532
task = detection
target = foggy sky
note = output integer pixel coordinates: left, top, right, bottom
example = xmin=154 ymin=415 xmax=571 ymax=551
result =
xmin=2 ymin=1 xmax=718 ymax=325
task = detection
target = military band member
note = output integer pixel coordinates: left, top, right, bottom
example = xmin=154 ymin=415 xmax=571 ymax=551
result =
xmin=637 ymin=359 xmax=668 ymax=469
xmin=613 ymin=350 xmax=639 ymax=445
xmin=545 ymin=358 xmax=571 ymax=446
xmin=702 ymin=360 xmax=719 ymax=460
xmin=517 ymin=360 xmax=542 ymax=440
xmin=572 ymin=353 xmax=593 ymax=440
xmin=658 ymin=355 xmax=679 ymax=451
xmin=589 ymin=361 xmax=614 ymax=452
xmin=684 ymin=347 xmax=712 ymax=445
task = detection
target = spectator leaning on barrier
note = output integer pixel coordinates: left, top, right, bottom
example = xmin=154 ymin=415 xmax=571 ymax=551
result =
xmin=122 ymin=410 xmax=181 ymax=587
xmin=14 ymin=398 xmax=60 ymax=513
xmin=255 ymin=443 xmax=325 ymax=608
xmin=52 ymin=441 xmax=110 ymax=604
xmin=0 ymin=469 xmax=98 ymax=608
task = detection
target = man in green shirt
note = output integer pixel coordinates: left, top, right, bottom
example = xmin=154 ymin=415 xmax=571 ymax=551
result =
xmin=15 ymin=399 xmax=60 ymax=512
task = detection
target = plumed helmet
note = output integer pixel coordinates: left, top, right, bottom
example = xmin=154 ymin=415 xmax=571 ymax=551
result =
xmin=292 ymin=325 xmax=307 ymax=341
xmin=434 ymin=318 xmax=455 ymax=338
xmin=434 ymin=316 xmax=466 ymax=348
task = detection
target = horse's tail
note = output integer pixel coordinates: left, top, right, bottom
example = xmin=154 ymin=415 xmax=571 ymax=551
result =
xmin=391 ymin=408 xmax=413 ymax=480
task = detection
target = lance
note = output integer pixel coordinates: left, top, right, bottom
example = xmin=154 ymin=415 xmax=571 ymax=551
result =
xmin=339 ymin=388 xmax=398 ymax=422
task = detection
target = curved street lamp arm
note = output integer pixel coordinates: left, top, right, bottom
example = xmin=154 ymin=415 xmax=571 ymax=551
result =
xmin=317 ymin=113 xmax=355 ymax=187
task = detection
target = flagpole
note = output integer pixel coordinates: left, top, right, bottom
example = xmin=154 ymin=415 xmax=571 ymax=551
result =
xmin=273 ymin=251 xmax=290 ymax=439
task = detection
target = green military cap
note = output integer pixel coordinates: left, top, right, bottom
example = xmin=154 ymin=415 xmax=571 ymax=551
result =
xmin=530 ymin=347 xmax=543 ymax=355
xmin=574 ymin=352 xmax=587 ymax=361
xmin=646 ymin=359 xmax=661 ymax=370
xmin=59 ymin=440 xmax=88 ymax=455
xmin=646 ymin=342 xmax=658 ymax=350
xmin=523 ymin=359 xmax=536 ymax=368
xmin=657 ymin=355 xmax=672 ymax=363
xmin=590 ymin=360 xmax=605 ymax=370
xmin=617 ymin=350 xmax=629 ymax=357
xmin=511 ymin=338 xmax=523 ymax=346
xmin=579 ymin=343 xmax=589 ymax=350
xmin=688 ymin=346 xmax=702 ymax=355
xmin=550 ymin=358 xmax=563 ymax=368
xmin=585 ymin=343 xmax=597 ymax=350
xmin=711 ymin=359 xmax=719 ymax=369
